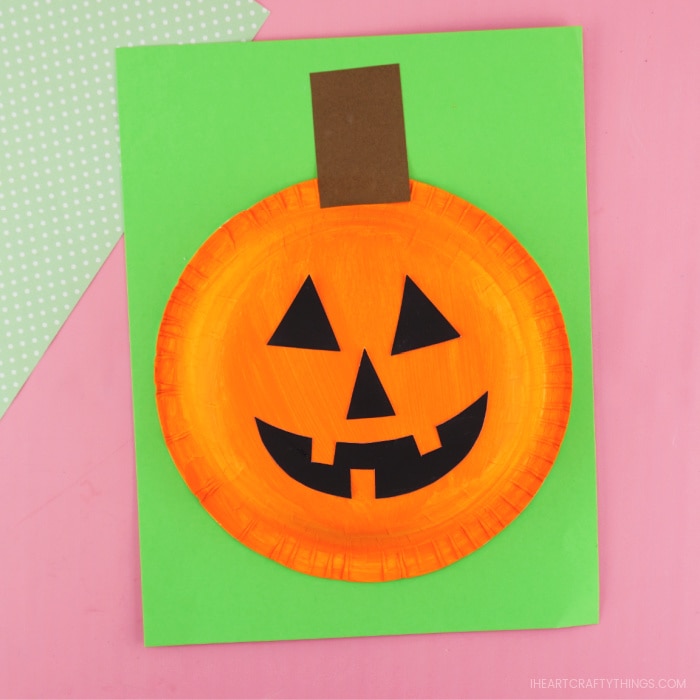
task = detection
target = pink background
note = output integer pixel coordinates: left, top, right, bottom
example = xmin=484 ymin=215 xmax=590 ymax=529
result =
xmin=1 ymin=1 xmax=698 ymax=698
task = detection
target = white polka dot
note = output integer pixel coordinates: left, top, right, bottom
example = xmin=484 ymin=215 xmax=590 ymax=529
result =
xmin=0 ymin=0 xmax=267 ymax=416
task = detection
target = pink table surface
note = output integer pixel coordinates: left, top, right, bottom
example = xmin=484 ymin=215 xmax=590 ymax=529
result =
xmin=1 ymin=1 xmax=699 ymax=698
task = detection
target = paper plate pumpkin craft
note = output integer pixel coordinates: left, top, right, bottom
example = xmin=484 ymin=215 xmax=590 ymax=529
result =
xmin=155 ymin=65 xmax=573 ymax=582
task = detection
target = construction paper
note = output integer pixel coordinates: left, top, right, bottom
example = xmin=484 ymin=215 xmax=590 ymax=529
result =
xmin=0 ymin=0 xmax=269 ymax=420
xmin=347 ymin=350 xmax=396 ymax=419
xmin=117 ymin=27 xmax=598 ymax=645
xmin=392 ymin=276 xmax=461 ymax=354
xmin=311 ymin=64 xmax=410 ymax=206
xmin=268 ymin=276 xmax=341 ymax=351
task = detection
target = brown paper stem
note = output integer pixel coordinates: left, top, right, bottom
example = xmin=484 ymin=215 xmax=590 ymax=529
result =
xmin=310 ymin=64 xmax=411 ymax=208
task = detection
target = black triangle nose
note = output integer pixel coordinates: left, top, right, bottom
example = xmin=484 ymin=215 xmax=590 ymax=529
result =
xmin=347 ymin=350 xmax=396 ymax=420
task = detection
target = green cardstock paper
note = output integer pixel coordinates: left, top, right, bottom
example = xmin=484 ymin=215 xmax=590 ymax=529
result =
xmin=117 ymin=27 xmax=599 ymax=646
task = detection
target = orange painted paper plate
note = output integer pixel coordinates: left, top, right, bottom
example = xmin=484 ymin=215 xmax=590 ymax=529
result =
xmin=155 ymin=179 xmax=572 ymax=582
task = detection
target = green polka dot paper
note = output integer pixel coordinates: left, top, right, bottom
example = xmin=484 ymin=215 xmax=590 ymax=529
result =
xmin=0 ymin=0 xmax=268 ymax=418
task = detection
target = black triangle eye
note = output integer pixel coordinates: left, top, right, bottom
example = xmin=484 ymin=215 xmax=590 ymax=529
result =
xmin=268 ymin=276 xmax=341 ymax=351
xmin=391 ymin=276 xmax=460 ymax=355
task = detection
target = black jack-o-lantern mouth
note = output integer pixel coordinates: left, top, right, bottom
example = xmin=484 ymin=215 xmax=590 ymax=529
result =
xmin=255 ymin=392 xmax=487 ymax=499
